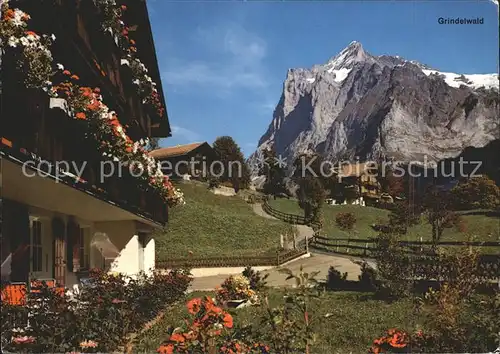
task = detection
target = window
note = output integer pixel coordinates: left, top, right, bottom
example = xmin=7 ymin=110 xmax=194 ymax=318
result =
xmin=31 ymin=220 xmax=42 ymax=272
xmin=79 ymin=227 xmax=89 ymax=269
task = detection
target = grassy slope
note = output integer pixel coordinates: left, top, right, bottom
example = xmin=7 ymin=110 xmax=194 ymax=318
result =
xmin=268 ymin=198 xmax=500 ymax=244
xmin=134 ymin=290 xmax=417 ymax=353
xmin=155 ymin=183 xmax=294 ymax=260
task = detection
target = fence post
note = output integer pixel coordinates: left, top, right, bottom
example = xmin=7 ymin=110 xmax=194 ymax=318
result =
xmin=364 ymin=242 xmax=368 ymax=256
xmin=346 ymin=240 xmax=350 ymax=254
xmin=336 ymin=240 xmax=339 ymax=252
xmin=293 ymin=232 xmax=297 ymax=250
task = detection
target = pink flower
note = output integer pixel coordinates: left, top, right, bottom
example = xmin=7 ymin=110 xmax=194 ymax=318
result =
xmin=12 ymin=336 xmax=35 ymax=344
xmin=112 ymin=298 xmax=126 ymax=304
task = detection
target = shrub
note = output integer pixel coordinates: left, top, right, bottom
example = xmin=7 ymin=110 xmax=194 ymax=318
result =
xmin=356 ymin=261 xmax=379 ymax=292
xmin=451 ymin=176 xmax=500 ymax=210
xmin=157 ymin=296 xmax=235 ymax=354
xmin=387 ymin=202 xmax=421 ymax=234
xmin=242 ymin=266 xmax=269 ymax=293
xmin=216 ymin=275 xmax=259 ymax=305
xmin=372 ymin=248 xmax=500 ymax=353
xmin=1 ymin=269 xmax=192 ymax=353
xmin=208 ymin=177 xmax=220 ymax=189
xmin=326 ymin=266 xmax=347 ymax=290
xmin=158 ymin=266 xmax=322 ymax=354
xmin=373 ymin=233 xmax=412 ymax=299
xmin=335 ymin=212 xmax=356 ymax=231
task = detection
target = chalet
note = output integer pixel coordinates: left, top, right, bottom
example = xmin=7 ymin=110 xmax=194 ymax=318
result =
xmin=328 ymin=162 xmax=381 ymax=206
xmin=1 ymin=1 xmax=173 ymax=292
xmin=150 ymin=142 xmax=219 ymax=180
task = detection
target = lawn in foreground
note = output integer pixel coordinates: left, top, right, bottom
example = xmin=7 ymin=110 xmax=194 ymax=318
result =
xmin=155 ymin=183 xmax=294 ymax=260
xmin=133 ymin=290 xmax=417 ymax=353
xmin=268 ymin=198 xmax=500 ymax=245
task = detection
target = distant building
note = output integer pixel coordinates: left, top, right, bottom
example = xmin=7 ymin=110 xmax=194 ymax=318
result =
xmin=329 ymin=162 xmax=381 ymax=206
xmin=150 ymin=142 xmax=219 ymax=180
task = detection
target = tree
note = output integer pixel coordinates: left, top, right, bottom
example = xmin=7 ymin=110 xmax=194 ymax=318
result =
xmin=388 ymin=202 xmax=421 ymax=234
xmin=259 ymin=147 xmax=286 ymax=197
xmin=451 ymin=176 xmax=500 ymax=210
xmin=387 ymin=173 xmax=405 ymax=198
xmin=296 ymin=176 xmax=326 ymax=220
xmin=378 ymin=163 xmax=405 ymax=198
xmin=212 ymin=136 xmax=250 ymax=191
xmin=147 ymin=137 xmax=160 ymax=151
xmin=335 ymin=212 xmax=356 ymax=232
xmin=293 ymin=153 xmax=327 ymax=220
xmin=424 ymin=187 xmax=461 ymax=246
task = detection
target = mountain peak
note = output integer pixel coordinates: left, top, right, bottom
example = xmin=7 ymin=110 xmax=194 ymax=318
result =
xmin=347 ymin=40 xmax=362 ymax=49
xmin=327 ymin=41 xmax=371 ymax=71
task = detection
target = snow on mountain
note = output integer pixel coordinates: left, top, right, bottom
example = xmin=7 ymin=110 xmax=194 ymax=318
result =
xmin=422 ymin=70 xmax=499 ymax=90
xmin=249 ymin=41 xmax=499 ymax=171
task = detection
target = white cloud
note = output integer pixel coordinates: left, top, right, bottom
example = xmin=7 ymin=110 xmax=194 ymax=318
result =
xmin=162 ymin=24 xmax=269 ymax=91
xmin=171 ymin=125 xmax=201 ymax=142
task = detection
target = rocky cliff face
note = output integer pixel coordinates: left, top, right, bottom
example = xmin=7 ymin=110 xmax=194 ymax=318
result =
xmin=251 ymin=41 xmax=499 ymax=170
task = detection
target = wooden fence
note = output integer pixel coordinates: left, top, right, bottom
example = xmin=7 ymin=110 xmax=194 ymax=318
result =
xmin=157 ymin=249 xmax=307 ymax=269
xmin=312 ymin=235 xmax=500 ymax=255
xmin=261 ymin=199 xmax=321 ymax=230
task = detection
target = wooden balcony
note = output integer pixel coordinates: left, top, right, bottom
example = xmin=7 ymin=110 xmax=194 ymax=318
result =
xmin=1 ymin=96 xmax=167 ymax=226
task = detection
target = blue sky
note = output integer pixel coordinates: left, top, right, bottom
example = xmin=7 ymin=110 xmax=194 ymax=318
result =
xmin=147 ymin=0 xmax=499 ymax=156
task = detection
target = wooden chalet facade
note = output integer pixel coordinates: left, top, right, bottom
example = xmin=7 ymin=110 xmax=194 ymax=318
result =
xmin=150 ymin=142 xmax=219 ymax=180
xmin=1 ymin=0 xmax=171 ymax=290
xmin=328 ymin=162 xmax=381 ymax=206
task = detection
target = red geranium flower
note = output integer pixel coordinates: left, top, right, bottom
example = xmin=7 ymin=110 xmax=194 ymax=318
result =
xmin=157 ymin=344 xmax=173 ymax=354
xmin=223 ymin=313 xmax=233 ymax=328
xmin=169 ymin=333 xmax=185 ymax=343
xmin=186 ymin=298 xmax=202 ymax=314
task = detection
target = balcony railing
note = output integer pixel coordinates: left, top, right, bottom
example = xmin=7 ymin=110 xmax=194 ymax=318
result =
xmin=1 ymin=111 xmax=167 ymax=226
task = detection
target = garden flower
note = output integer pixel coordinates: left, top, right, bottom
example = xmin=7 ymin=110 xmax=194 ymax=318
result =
xmin=12 ymin=336 xmax=35 ymax=344
xmin=389 ymin=331 xmax=407 ymax=348
xmin=223 ymin=313 xmax=233 ymax=328
xmin=75 ymin=112 xmax=86 ymax=120
xmin=157 ymin=344 xmax=174 ymax=354
xmin=169 ymin=333 xmax=185 ymax=343
xmin=80 ymin=340 xmax=98 ymax=348
xmin=187 ymin=298 xmax=202 ymax=314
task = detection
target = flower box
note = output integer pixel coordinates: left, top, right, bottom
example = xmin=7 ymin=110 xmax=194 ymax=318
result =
xmin=49 ymin=97 xmax=71 ymax=116
xmin=225 ymin=299 xmax=251 ymax=309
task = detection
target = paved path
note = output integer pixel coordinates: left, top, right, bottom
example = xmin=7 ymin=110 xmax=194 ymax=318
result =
xmin=251 ymin=203 xmax=313 ymax=248
xmin=189 ymin=203 xmax=374 ymax=291
xmin=189 ymin=253 xmax=374 ymax=291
